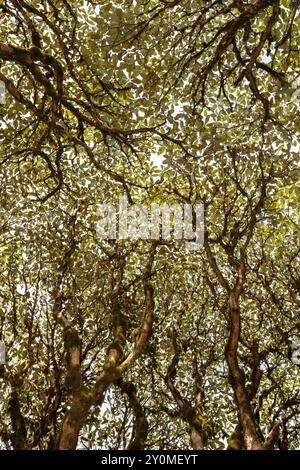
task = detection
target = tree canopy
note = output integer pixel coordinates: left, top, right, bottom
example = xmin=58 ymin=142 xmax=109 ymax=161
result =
xmin=0 ymin=0 xmax=299 ymax=450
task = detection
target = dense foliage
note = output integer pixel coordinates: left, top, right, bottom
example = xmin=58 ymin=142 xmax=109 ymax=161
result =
xmin=0 ymin=0 xmax=299 ymax=450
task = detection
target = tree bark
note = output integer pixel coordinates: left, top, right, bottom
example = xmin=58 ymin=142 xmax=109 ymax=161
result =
xmin=190 ymin=425 xmax=204 ymax=450
xmin=59 ymin=394 xmax=92 ymax=450
xmin=225 ymin=264 xmax=263 ymax=450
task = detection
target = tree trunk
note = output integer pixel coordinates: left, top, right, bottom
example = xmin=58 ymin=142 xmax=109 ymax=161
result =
xmin=190 ymin=425 xmax=204 ymax=450
xmin=58 ymin=395 xmax=92 ymax=450
xmin=226 ymin=267 xmax=263 ymax=450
